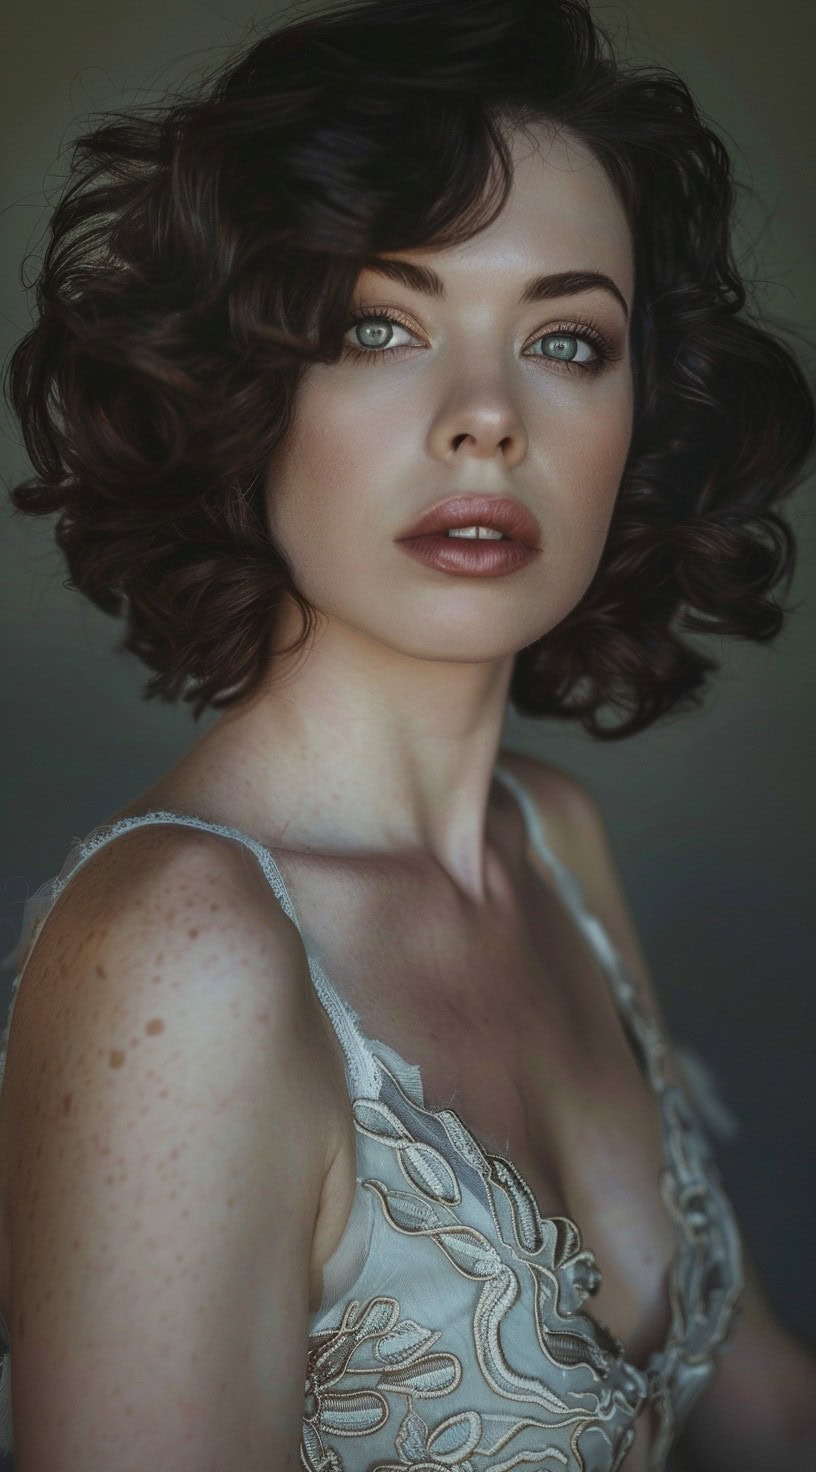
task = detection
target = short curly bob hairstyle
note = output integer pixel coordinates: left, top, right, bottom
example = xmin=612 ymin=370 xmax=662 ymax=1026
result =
xmin=6 ymin=0 xmax=814 ymax=736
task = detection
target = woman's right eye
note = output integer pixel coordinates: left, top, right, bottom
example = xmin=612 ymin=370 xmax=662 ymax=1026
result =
xmin=343 ymin=310 xmax=419 ymax=360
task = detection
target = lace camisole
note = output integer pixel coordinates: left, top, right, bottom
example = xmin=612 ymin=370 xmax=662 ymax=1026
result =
xmin=0 ymin=764 xmax=744 ymax=1469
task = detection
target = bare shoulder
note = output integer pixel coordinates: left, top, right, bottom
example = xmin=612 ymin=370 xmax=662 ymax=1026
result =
xmin=497 ymin=749 xmax=670 ymax=1029
xmin=6 ymin=820 xmax=317 ymax=1073
xmin=498 ymin=750 xmax=606 ymax=866
xmin=0 ymin=821 xmax=344 ymax=1461
xmin=3 ymin=819 xmax=342 ymax=1180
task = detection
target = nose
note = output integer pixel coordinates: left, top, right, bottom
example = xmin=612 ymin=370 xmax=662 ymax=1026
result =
xmin=428 ymin=381 xmax=528 ymax=469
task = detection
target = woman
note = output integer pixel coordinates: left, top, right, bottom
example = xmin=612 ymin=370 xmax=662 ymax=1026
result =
xmin=0 ymin=0 xmax=813 ymax=1466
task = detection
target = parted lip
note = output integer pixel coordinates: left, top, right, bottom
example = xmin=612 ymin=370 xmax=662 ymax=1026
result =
xmin=396 ymin=495 xmax=542 ymax=549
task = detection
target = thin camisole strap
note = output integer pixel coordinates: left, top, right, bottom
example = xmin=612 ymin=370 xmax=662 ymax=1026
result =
xmin=0 ymin=810 xmax=382 ymax=1101
xmin=493 ymin=763 xmax=668 ymax=1093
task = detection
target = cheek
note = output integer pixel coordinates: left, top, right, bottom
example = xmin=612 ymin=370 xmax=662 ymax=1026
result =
xmin=271 ymin=377 xmax=395 ymax=524
xmin=553 ymin=382 xmax=627 ymax=515
xmin=546 ymin=385 xmax=633 ymax=560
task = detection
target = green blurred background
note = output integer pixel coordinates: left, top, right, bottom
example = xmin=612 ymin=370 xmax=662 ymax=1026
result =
xmin=1 ymin=0 xmax=814 ymax=1366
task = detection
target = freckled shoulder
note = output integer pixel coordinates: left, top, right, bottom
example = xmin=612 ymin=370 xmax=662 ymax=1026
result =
xmin=1 ymin=821 xmax=338 ymax=1165
xmin=0 ymin=820 xmax=338 ymax=1457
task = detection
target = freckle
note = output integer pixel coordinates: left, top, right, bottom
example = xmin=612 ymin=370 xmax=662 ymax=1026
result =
xmin=188 ymin=927 xmax=199 ymax=938
xmin=209 ymin=903 xmax=219 ymax=912
xmin=165 ymin=909 xmax=176 ymax=923
xmin=45 ymin=1289 xmax=52 ymax=1302
xmin=145 ymin=1018 xmax=165 ymax=1036
xmin=62 ymin=1092 xmax=73 ymax=1115
xmin=159 ymin=1088 xmax=169 ymax=1099
xmin=129 ymin=1037 xmax=140 ymax=1047
xmin=95 ymin=964 xmax=107 ymax=979
xmin=109 ymin=1050 xmax=126 ymax=1068
xmin=170 ymin=1148 xmax=179 ymax=1159
xmin=227 ymin=1197 xmax=235 ymax=1208
xmin=73 ymin=1239 xmax=80 ymax=1251
xmin=35 ymin=1143 xmax=43 ymax=1159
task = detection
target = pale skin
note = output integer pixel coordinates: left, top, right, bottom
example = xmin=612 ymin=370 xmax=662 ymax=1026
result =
xmin=1 ymin=122 xmax=814 ymax=1469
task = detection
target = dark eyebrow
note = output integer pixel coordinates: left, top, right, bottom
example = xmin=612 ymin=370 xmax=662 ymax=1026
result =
xmin=359 ymin=257 xmax=629 ymax=322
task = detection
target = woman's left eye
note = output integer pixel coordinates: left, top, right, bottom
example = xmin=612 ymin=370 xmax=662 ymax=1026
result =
xmin=527 ymin=332 xmax=596 ymax=365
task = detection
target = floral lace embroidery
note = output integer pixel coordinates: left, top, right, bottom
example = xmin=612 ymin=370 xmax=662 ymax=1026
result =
xmin=301 ymin=1054 xmax=744 ymax=1472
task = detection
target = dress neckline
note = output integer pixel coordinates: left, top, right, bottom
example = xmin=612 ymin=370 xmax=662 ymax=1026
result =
xmin=25 ymin=761 xmax=731 ymax=1408
xmin=296 ymin=764 xmax=685 ymax=1386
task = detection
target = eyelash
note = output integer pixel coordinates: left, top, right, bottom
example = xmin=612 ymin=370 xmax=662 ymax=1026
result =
xmin=343 ymin=305 xmax=620 ymax=375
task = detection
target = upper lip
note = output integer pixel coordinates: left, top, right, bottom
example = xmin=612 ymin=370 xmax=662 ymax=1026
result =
xmin=396 ymin=495 xmax=541 ymax=548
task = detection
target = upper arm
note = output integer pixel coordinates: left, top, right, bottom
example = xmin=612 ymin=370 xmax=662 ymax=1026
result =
xmin=2 ymin=825 xmax=332 ymax=1469
xmin=678 ymin=1252 xmax=816 ymax=1469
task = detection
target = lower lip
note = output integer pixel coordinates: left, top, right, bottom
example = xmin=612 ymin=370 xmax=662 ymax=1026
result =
xmin=396 ymin=534 xmax=540 ymax=577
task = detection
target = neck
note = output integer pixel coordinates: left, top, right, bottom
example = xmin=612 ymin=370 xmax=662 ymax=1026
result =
xmin=166 ymin=607 xmax=521 ymax=902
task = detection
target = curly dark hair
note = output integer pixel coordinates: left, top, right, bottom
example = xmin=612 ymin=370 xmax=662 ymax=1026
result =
xmin=5 ymin=0 xmax=814 ymax=736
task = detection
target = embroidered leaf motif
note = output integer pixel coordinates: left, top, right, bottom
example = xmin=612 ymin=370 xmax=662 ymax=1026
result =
xmin=426 ymin=1410 xmax=483 ymax=1460
xmin=436 ymin=1109 xmax=491 ymax=1173
xmin=375 ymin=1319 xmax=441 ymax=1368
xmin=552 ymin=1217 xmax=582 ymax=1267
xmin=434 ymin=1227 xmax=503 ymax=1280
xmin=543 ymin=1330 xmax=612 ymax=1375
xmin=318 ymin=1389 xmax=390 ymax=1434
xmin=377 ymin=1351 xmax=462 ymax=1398
xmin=311 ymin=1328 xmax=359 ymax=1384
xmin=353 ymin=1098 xmax=412 ymax=1143
xmin=400 ymin=1141 xmax=461 ymax=1205
xmin=366 ymin=1179 xmax=503 ymax=1279
xmin=365 ymin=1182 xmax=448 ymax=1234
xmin=486 ymin=1155 xmax=546 ymax=1254
xmin=352 ymin=1297 xmax=401 ymax=1339
xmin=300 ymin=1420 xmax=343 ymax=1471
xmin=395 ymin=1406 xmax=430 ymax=1461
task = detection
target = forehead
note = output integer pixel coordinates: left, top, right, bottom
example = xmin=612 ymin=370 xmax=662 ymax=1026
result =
xmin=379 ymin=122 xmax=634 ymax=307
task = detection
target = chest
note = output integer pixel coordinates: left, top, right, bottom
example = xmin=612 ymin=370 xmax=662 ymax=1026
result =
xmin=281 ymin=841 xmax=679 ymax=1375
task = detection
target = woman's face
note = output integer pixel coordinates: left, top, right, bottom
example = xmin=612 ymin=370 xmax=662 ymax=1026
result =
xmin=264 ymin=124 xmax=635 ymax=665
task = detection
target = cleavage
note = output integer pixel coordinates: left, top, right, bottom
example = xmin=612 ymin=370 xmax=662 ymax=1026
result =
xmin=277 ymin=841 xmax=678 ymax=1366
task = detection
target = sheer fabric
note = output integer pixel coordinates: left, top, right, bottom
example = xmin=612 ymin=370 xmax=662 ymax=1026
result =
xmin=0 ymin=765 xmax=744 ymax=1468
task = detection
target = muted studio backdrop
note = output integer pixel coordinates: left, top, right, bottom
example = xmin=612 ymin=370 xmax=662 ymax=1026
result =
xmin=1 ymin=0 xmax=814 ymax=1381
